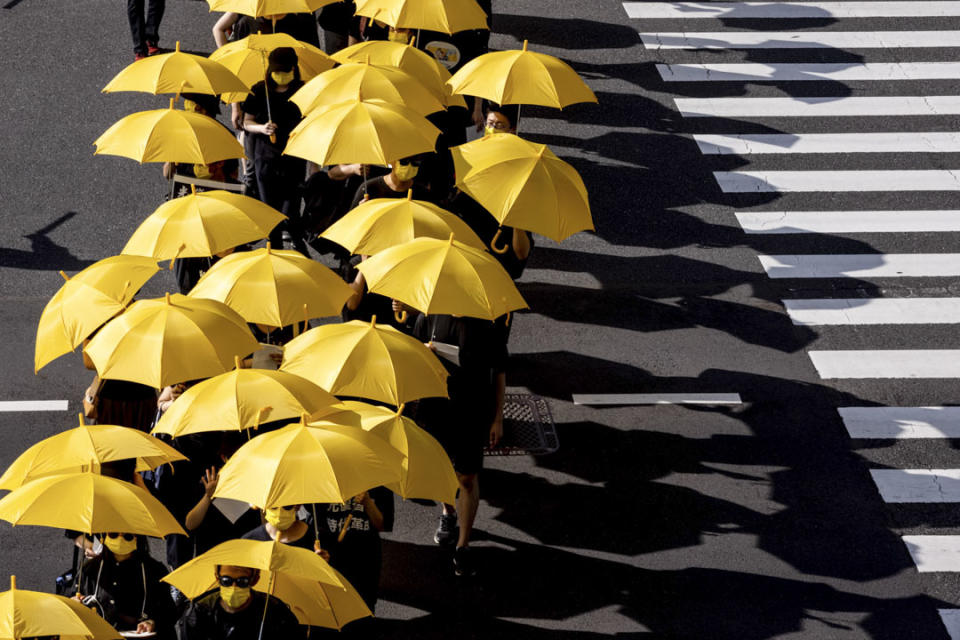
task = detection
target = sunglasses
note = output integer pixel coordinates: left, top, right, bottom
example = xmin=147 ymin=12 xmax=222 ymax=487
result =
xmin=218 ymin=575 xmax=253 ymax=588
xmin=105 ymin=533 xmax=135 ymax=541
xmin=485 ymin=120 xmax=510 ymax=130
xmin=396 ymin=158 xmax=423 ymax=167
xmin=270 ymin=505 xmax=296 ymax=511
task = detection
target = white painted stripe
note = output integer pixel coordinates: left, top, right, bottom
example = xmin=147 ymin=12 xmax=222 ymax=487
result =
xmin=784 ymin=298 xmax=960 ymax=325
xmin=759 ymin=254 xmax=960 ymax=278
xmin=641 ymin=31 xmax=960 ymax=50
xmin=810 ymin=350 xmax=960 ymax=378
xmin=572 ymin=393 xmax=742 ymax=405
xmin=624 ymin=2 xmax=960 ymax=19
xmin=715 ymin=170 xmax=960 ymax=192
xmin=871 ymin=469 xmax=960 ymax=502
xmin=840 ymin=407 xmax=960 ymax=439
xmin=696 ymin=132 xmax=960 ymax=155
xmin=658 ymin=62 xmax=960 ymax=82
xmin=939 ymin=610 xmax=960 ymax=640
xmin=736 ymin=210 xmax=960 ymax=234
xmin=903 ymin=535 xmax=960 ymax=572
xmin=0 ymin=400 xmax=69 ymax=412
xmin=676 ymin=96 xmax=960 ymax=118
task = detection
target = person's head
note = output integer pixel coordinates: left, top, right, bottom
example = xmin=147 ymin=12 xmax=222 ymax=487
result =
xmin=215 ymin=565 xmax=260 ymax=611
xmin=267 ymin=47 xmax=299 ymax=88
xmin=182 ymin=93 xmax=220 ymax=118
xmin=263 ymin=504 xmax=299 ymax=531
xmin=101 ymin=532 xmax=138 ymax=559
xmin=387 ymin=27 xmax=412 ymax=44
xmin=484 ymin=103 xmax=518 ymax=135
xmin=391 ymin=155 xmax=423 ymax=183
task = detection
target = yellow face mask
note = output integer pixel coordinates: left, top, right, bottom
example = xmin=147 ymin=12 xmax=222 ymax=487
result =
xmin=103 ymin=534 xmax=137 ymax=556
xmin=264 ymin=506 xmax=297 ymax=531
xmin=183 ymin=99 xmax=199 ymax=113
xmin=388 ymin=29 xmax=408 ymax=43
xmin=271 ymin=70 xmax=295 ymax=85
xmin=193 ymin=163 xmax=212 ymax=179
xmin=220 ymin=585 xmax=252 ymax=608
xmin=394 ymin=163 xmax=419 ymax=181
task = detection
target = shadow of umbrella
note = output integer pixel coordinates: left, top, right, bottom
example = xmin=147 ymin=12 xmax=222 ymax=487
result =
xmin=0 ymin=212 xmax=95 ymax=271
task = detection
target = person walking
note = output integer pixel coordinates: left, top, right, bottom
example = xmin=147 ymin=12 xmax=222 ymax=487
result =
xmin=127 ymin=0 xmax=164 ymax=60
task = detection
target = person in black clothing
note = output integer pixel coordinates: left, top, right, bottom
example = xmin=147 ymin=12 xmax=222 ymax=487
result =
xmin=127 ymin=0 xmax=164 ymax=60
xmin=317 ymin=1 xmax=355 ymax=53
xmin=348 ymin=155 xmax=434 ymax=210
xmin=243 ymin=505 xmax=320 ymax=554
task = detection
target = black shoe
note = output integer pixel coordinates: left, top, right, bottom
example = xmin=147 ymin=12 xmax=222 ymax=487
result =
xmin=434 ymin=512 xmax=457 ymax=546
xmin=453 ymin=546 xmax=476 ymax=577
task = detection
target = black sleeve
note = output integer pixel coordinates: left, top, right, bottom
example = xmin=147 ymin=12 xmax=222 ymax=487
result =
xmin=182 ymin=599 xmax=213 ymax=640
xmin=145 ymin=559 xmax=178 ymax=630
xmin=270 ymin=596 xmax=303 ymax=637
xmin=370 ymin=487 xmax=394 ymax=533
xmin=241 ymin=84 xmax=266 ymax=123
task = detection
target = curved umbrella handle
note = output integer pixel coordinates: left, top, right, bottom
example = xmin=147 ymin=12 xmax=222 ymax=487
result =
xmin=394 ymin=310 xmax=408 ymax=324
xmin=490 ymin=228 xmax=509 ymax=254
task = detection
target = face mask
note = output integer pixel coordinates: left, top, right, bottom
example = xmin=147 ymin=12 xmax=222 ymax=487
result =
xmin=394 ymin=164 xmax=419 ymax=181
xmin=264 ymin=506 xmax=297 ymax=530
xmin=103 ymin=535 xmax=137 ymax=556
xmin=183 ymin=99 xmax=199 ymax=113
xmin=388 ymin=30 xmax=408 ymax=43
xmin=193 ymin=163 xmax=212 ymax=179
xmin=271 ymin=70 xmax=295 ymax=85
xmin=484 ymin=126 xmax=497 ymax=136
xmin=220 ymin=585 xmax=252 ymax=608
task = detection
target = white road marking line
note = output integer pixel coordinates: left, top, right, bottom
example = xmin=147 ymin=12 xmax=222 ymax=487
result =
xmin=676 ymin=96 xmax=960 ymax=118
xmin=784 ymin=298 xmax=960 ymax=325
xmin=658 ymin=62 xmax=960 ymax=82
xmin=736 ymin=210 xmax=960 ymax=234
xmin=572 ymin=393 xmax=742 ymax=405
xmin=715 ymin=170 xmax=960 ymax=192
xmin=810 ymin=350 xmax=960 ymax=378
xmin=759 ymin=254 xmax=960 ymax=278
xmin=839 ymin=407 xmax=960 ymax=439
xmin=940 ymin=610 xmax=960 ymax=640
xmin=870 ymin=469 xmax=960 ymax=502
xmin=641 ymin=31 xmax=960 ymax=49
xmin=0 ymin=400 xmax=69 ymax=412
xmin=624 ymin=2 xmax=960 ymax=19
xmin=696 ymin=132 xmax=960 ymax=154
xmin=902 ymin=535 xmax=960 ymax=572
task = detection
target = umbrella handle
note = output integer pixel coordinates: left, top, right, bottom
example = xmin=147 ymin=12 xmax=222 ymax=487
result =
xmin=394 ymin=310 xmax=408 ymax=324
xmin=490 ymin=228 xmax=509 ymax=254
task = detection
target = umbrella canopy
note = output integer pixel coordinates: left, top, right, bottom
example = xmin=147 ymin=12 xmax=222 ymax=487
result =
xmin=354 ymin=0 xmax=488 ymax=34
xmin=0 ymin=415 xmax=186 ymax=490
xmin=451 ymin=133 xmax=593 ymax=242
xmin=320 ymin=190 xmax=484 ymax=255
xmin=84 ymin=293 xmax=259 ymax=388
xmin=206 ymin=0 xmax=341 ymax=16
xmin=0 ymin=576 xmax=121 ymax=640
xmin=280 ymin=318 xmax=448 ymax=406
xmin=290 ymin=61 xmax=444 ymax=117
xmin=330 ymin=401 xmax=458 ymax=504
xmin=0 ymin=472 xmax=186 ymax=537
xmin=447 ymin=40 xmax=597 ymax=109
xmin=213 ymin=420 xmax=403 ymax=508
xmin=284 ymin=99 xmax=440 ymax=166
xmin=34 ymin=255 xmax=160 ymax=373
xmin=187 ymin=245 xmax=353 ymax=326
xmin=151 ymin=365 xmax=345 ymax=437
xmin=93 ymin=99 xmax=245 ymax=164
xmin=122 ymin=189 xmax=285 ymax=260
xmin=332 ymin=40 xmax=445 ymax=97
xmin=356 ymin=235 xmax=527 ymax=320
xmin=103 ymin=41 xmax=249 ymax=95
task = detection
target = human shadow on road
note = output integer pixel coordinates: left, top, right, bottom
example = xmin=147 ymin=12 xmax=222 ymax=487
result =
xmin=0 ymin=212 xmax=95 ymax=271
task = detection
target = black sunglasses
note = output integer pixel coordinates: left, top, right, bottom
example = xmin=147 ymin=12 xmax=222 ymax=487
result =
xmin=218 ymin=575 xmax=253 ymax=588
xmin=396 ymin=158 xmax=423 ymax=167
xmin=105 ymin=533 xmax=135 ymax=541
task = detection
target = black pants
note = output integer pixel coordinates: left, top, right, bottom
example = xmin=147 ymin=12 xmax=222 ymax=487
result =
xmin=127 ymin=0 xmax=164 ymax=54
xmin=254 ymin=147 xmax=306 ymax=251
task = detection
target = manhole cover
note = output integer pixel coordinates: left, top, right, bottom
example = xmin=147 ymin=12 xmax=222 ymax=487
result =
xmin=485 ymin=394 xmax=558 ymax=456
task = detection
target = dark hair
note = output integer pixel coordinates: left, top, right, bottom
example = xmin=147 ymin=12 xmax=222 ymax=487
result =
xmin=484 ymin=102 xmax=519 ymax=129
xmin=182 ymin=93 xmax=221 ymax=117
xmin=266 ymin=47 xmax=301 ymax=89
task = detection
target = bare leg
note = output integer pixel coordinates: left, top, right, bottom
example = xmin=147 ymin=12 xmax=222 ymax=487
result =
xmin=456 ymin=472 xmax=479 ymax=548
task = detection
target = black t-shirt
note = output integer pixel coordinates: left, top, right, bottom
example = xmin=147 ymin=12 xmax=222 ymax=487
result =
xmin=183 ymin=590 xmax=300 ymax=640
xmin=349 ymin=176 xmax=434 ymax=211
xmin=449 ymin=191 xmax=533 ymax=280
xmin=241 ymin=80 xmax=305 ymax=154
xmin=242 ymin=522 xmax=317 ymax=551
xmin=78 ymin=552 xmax=177 ymax=637
xmin=318 ymin=2 xmax=356 ymax=33
xmin=233 ymin=14 xmax=320 ymax=48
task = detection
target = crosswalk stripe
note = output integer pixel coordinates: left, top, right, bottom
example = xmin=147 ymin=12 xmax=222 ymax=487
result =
xmin=715 ymin=170 xmax=960 ymax=192
xmin=736 ymin=210 xmax=960 ymax=234
xmin=784 ymin=298 xmax=960 ymax=325
xmin=759 ymin=254 xmax=960 ymax=278
xmin=810 ymin=350 xmax=960 ymax=378
xmin=839 ymin=407 xmax=960 ymax=439
xmin=658 ymin=62 xmax=960 ymax=82
xmin=676 ymin=96 xmax=960 ymax=118
xmin=624 ymin=2 xmax=960 ymax=19
xmin=902 ymin=536 xmax=960 ymax=572
xmin=0 ymin=400 xmax=69 ymax=412
xmin=572 ymin=393 xmax=742 ymax=405
xmin=870 ymin=469 xmax=960 ymax=502
xmin=940 ymin=610 xmax=960 ymax=640
xmin=641 ymin=31 xmax=960 ymax=50
xmin=696 ymin=132 xmax=960 ymax=155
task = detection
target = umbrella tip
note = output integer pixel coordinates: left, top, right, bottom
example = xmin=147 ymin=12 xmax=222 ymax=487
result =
xmin=370 ymin=315 xmax=377 ymax=328
xmin=78 ymin=412 xmax=85 ymax=427
xmin=406 ymin=189 xmax=413 ymax=200
xmin=265 ymin=241 xmax=271 ymax=254
xmin=9 ymin=576 xmax=14 ymax=590
xmin=448 ymin=232 xmax=455 ymax=244
xmin=234 ymin=355 xmax=241 ymax=369
xmin=58 ymin=270 xmax=69 ymax=281
xmin=300 ymin=412 xmax=309 ymax=425
xmin=190 ymin=184 xmax=196 ymax=195
xmin=175 ymin=40 xmax=180 ymax=52
xmin=397 ymin=403 xmax=405 ymax=415
xmin=165 ymin=292 xmax=171 ymax=305
xmin=169 ymin=97 xmax=175 ymax=110
xmin=522 ymin=39 xmax=529 ymax=51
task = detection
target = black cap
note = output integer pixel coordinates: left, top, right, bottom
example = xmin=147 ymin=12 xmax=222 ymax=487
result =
xmin=268 ymin=46 xmax=298 ymax=71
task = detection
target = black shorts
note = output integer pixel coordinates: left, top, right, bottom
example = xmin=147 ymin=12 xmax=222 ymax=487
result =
xmin=416 ymin=398 xmax=489 ymax=476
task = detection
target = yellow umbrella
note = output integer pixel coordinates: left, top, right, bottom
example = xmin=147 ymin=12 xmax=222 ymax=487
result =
xmin=0 ymin=415 xmax=186 ymax=490
xmin=321 ymin=189 xmax=485 ymax=255
xmin=356 ymin=235 xmax=527 ymax=320
xmin=213 ymin=419 xmax=403 ymax=508
xmin=331 ymin=401 xmax=458 ymax=504
xmin=163 ymin=539 xmax=370 ymax=628
xmin=290 ymin=61 xmax=444 ymax=116
xmin=84 ymin=293 xmax=259 ymax=388
xmin=151 ymin=363 xmax=346 ymax=437
xmin=284 ymin=99 xmax=440 ymax=166
xmin=280 ymin=317 xmax=448 ymax=405
xmin=451 ymin=133 xmax=593 ymax=243
xmin=447 ymin=40 xmax=597 ymax=109
xmin=354 ymin=0 xmax=488 ymax=34
xmin=0 ymin=472 xmax=186 ymax=537
xmin=122 ymin=188 xmax=285 ymax=260
xmin=34 ymin=255 xmax=160 ymax=373
xmin=93 ymin=99 xmax=245 ymax=164
xmin=0 ymin=576 xmax=121 ymax=640
xmin=206 ymin=0 xmax=341 ymax=16
xmin=187 ymin=245 xmax=353 ymax=326
xmin=103 ymin=41 xmax=249 ymax=95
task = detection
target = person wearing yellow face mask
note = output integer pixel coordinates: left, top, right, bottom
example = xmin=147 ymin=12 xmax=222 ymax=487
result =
xmin=242 ymin=505 xmax=323 ymax=556
xmin=483 ymin=103 xmax=518 ymax=137
xmin=348 ymin=155 xmax=431 ymax=211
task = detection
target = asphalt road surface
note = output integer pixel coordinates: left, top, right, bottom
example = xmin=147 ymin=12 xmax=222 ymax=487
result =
xmin=4 ymin=0 xmax=960 ymax=638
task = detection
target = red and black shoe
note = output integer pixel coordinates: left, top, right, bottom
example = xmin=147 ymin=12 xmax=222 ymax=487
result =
xmin=135 ymin=52 xmax=148 ymax=61
xmin=147 ymin=41 xmax=161 ymax=56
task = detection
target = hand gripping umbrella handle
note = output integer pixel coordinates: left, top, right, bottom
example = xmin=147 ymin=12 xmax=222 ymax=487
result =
xmin=490 ymin=228 xmax=509 ymax=254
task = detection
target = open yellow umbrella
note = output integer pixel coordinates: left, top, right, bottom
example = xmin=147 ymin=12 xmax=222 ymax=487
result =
xmin=320 ymin=189 xmax=485 ymax=255
xmin=0 ymin=472 xmax=186 ymax=537
xmin=0 ymin=576 xmax=121 ymax=640
xmin=451 ymin=133 xmax=593 ymax=243
xmin=152 ymin=363 xmax=346 ymax=437
xmin=35 ymin=255 xmax=160 ymax=373
xmin=356 ymin=235 xmax=527 ymax=320
xmin=187 ymin=245 xmax=353 ymax=326
xmin=329 ymin=401 xmax=458 ymax=504
xmin=354 ymin=0 xmax=488 ymax=34
xmin=84 ymin=293 xmax=258 ymax=388
xmin=206 ymin=0 xmax=341 ymax=16
xmin=94 ymin=99 xmax=245 ymax=164
xmin=213 ymin=419 xmax=403 ymax=508
xmin=284 ymin=99 xmax=440 ymax=166
xmin=0 ymin=415 xmax=186 ymax=490
xmin=103 ymin=41 xmax=249 ymax=95
xmin=280 ymin=317 xmax=448 ymax=405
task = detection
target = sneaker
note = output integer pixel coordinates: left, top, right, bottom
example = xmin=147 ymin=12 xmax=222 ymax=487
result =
xmin=147 ymin=41 xmax=161 ymax=55
xmin=134 ymin=52 xmax=148 ymax=61
xmin=453 ymin=546 xmax=476 ymax=577
xmin=434 ymin=512 xmax=458 ymax=546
